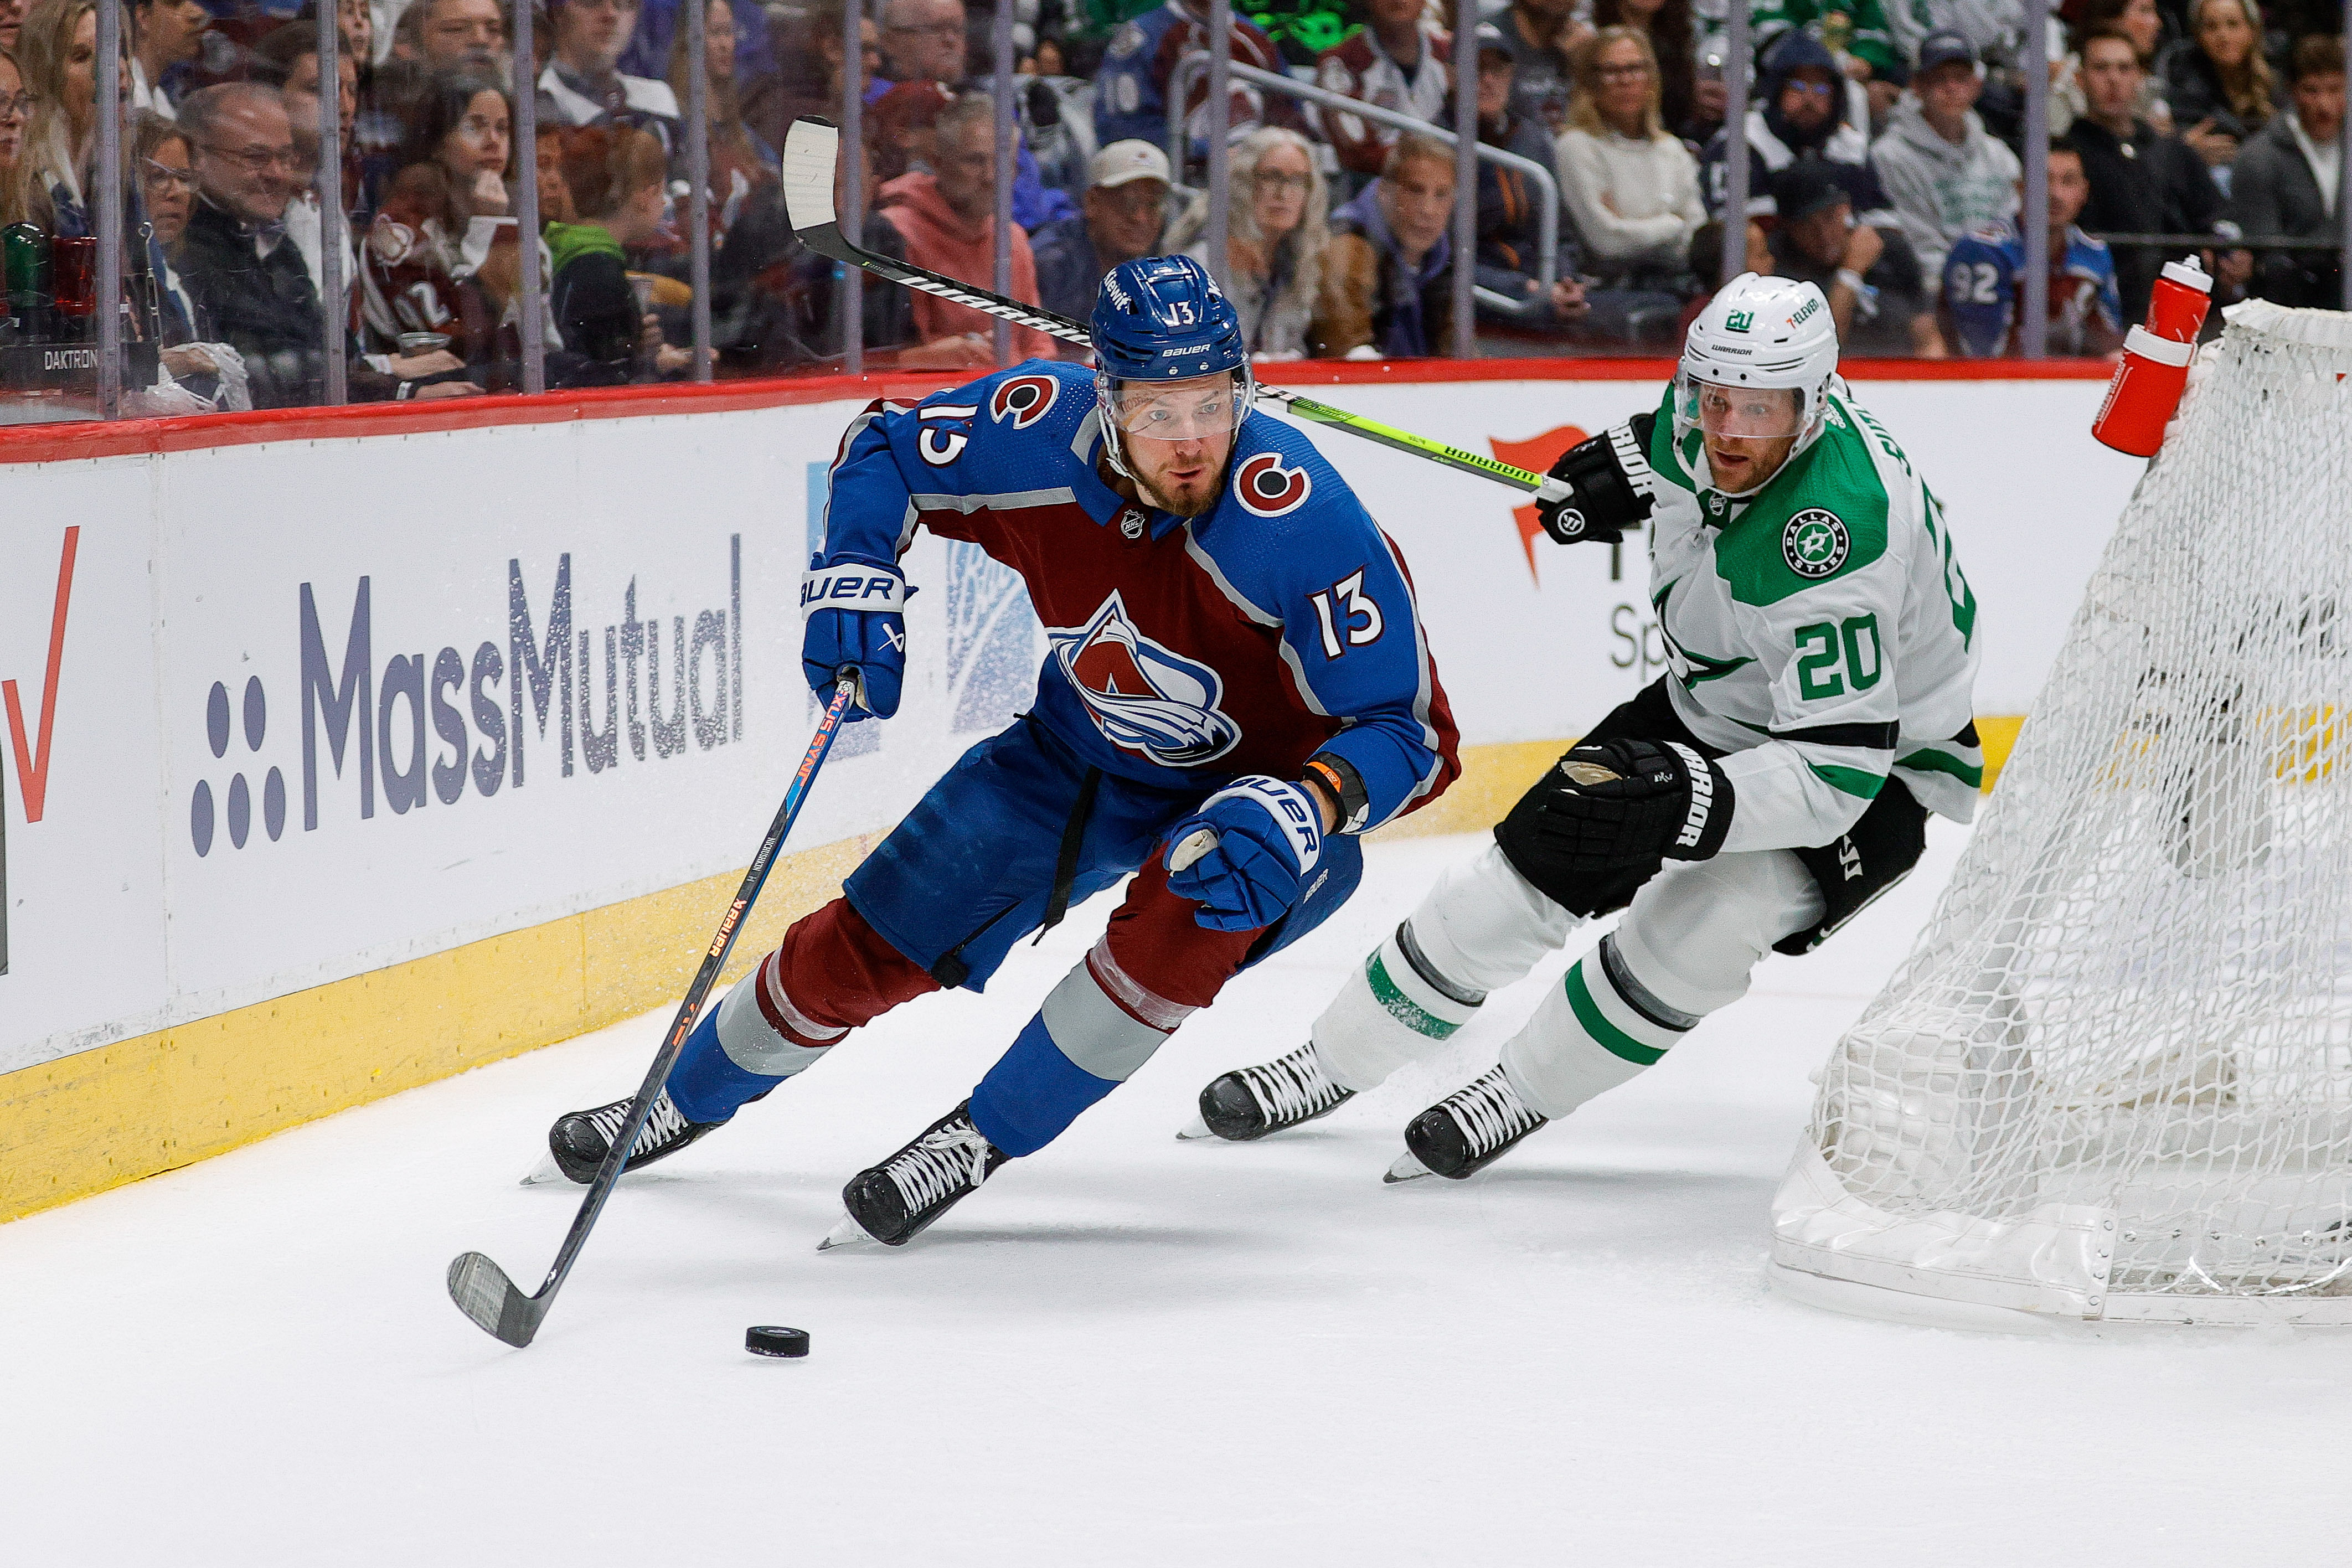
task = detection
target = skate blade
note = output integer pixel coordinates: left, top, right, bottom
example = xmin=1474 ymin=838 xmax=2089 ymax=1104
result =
xmin=517 ymin=1152 xmax=571 ymax=1187
xmin=1174 ymin=1112 xmax=1217 ymax=1141
xmin=816 ymin=1213 xmax=879 ymax=1252
xmin=1383 ymin=1150 xmax=1435 ymax=1184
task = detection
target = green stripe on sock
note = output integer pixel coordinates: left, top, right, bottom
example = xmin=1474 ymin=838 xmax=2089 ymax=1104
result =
xmin=1896 ymin=749 xmax=1984 ymax=789
xmin=1367 ymin=952 xmax=1461 ymax=1040
xmin=1806 ymin=761 xmax=1887 ymax=800
xmin=1564 ymin=960 xmax=1664 ymax=1065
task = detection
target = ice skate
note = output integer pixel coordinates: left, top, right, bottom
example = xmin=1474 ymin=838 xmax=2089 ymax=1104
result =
xmin=545 ymin=1089 xmax=725 ymax=1184
xmin=1184 ymin=1042 xmax=1356 ymax=1142
xmin=821 ymin=1102 xmax=1007 ymax=1249
xmin=1386 ymin=1066 xmax=1549 ymax=1182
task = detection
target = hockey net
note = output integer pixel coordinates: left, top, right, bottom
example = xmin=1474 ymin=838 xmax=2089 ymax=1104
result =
xmin=1772 ymin=301 xmax=2352 ymax=1329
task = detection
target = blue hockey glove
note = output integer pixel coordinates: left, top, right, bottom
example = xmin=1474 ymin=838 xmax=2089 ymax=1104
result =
xmin=801 ymin=555 xmax=910 ymax=720
xmin=1165 ymin=776 xmax=1323 ymax=932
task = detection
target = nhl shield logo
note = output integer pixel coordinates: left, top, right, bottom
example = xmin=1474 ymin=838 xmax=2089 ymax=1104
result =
xmin=1049 ymin=591 xmax=1241 ymax=766
xmin=1783 ymin=509 xmax=1849 ymax=579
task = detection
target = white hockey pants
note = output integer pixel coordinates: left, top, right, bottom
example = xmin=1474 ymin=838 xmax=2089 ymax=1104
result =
xmin=1312 ymin=842 xmax=1825 ymax=1119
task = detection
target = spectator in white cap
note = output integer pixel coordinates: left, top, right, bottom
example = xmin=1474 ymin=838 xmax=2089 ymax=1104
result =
xmin=1030 ymin=137 xmax=1172 ymax=322
xmin=1871 ymin=28 xmax=2020 ymax=283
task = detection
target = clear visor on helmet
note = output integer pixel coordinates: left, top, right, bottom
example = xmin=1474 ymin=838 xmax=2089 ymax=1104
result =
xmin=1101 ymin=369 xmax=1251 ymax=444
xmin=1678 ymin=374 xmax=1804 ymax=440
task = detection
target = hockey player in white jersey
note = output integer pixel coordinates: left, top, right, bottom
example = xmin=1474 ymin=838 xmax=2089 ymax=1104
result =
xmin=1185 ymin=272 xmax=1984 ymax=1181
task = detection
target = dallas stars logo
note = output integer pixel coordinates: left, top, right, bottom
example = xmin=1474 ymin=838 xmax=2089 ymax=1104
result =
xmin=1782 ymin=508 xmax=1849 ymax=579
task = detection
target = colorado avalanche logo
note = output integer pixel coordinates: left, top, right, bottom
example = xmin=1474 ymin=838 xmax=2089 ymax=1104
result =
xmin=1234 ymin=452 xmax=1312 ymax=517
xmin=988 ymin=374 xmax=1059 ymax=430
xmin=1049 ymin=591 xmax=1241 ymax=767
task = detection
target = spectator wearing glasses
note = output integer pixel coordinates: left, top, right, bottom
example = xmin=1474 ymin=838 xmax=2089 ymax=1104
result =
xmin=0 ymin=44 xmax=37 ymax=229
xmin=1557 ymin=25 xmax=1704 ymax=285
xmin=253 ymin=23 xmax=372 ymax=257
xmin=1314 ymin=131 xmax=1461 ymax=359
xmin=2227 ymin=33 xmax=2344 ymax=307
xmin=1700 ymin=28 xmax=1889 ymax=225
xmin=876 ymin=90 xmax=1057 ymax=364
xmin=359 ymin=70 xmax=528 ymax=395
xmin=1593 ymin=0 xmax=1703 ymax=141
xmin=128 ymin=110 xmax=255 ymax=410
xmin=542 ymin=0 xmax=682 ymax=146
xmin=17 ymin=0 xmax=130 ymax=237
xmin=1872 ymin=29 xmax=2019 ymax=283
xmin=1031 ymin=138 xmax=1168 ymax=322
xmin=128 ymin=0 xmax=204 ymax=121
xmin=1170 ymin=125 xmax=1327 ymax=360
xmin=871 ymin=0 xmax=1073 ymax=234
xmin=175 ymin=82 xmax=330 ymax=405
xmin=878 ymin=0 xmax=967 ymax=86
xmin=1313 ymin=0 xmax=1451 ymax=178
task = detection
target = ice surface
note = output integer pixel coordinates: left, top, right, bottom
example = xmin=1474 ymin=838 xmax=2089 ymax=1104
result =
xmin=4 ymin=827 xmax=2349 ymax=1565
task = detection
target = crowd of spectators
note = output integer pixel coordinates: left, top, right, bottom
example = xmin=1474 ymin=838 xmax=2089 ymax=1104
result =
xmin=0 ymin=0 xmax=2344 ymax=410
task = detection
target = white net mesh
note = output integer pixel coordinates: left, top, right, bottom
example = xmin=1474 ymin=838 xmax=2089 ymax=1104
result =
xmin=1773 ymin=303 xmax=2352 ymax=1326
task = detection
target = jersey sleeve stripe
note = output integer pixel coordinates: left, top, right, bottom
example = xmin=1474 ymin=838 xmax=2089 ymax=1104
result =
xmin=1896 ymin=748 xmax=1985 ymax=789
xmin=1807 ymin=761 xmax=1889 ymax=800
xmin=1772 ymin=720 xmax=1901 ymax=750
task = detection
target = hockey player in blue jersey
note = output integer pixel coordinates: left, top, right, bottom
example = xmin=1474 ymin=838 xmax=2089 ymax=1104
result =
xmin=544 ymin=255 xmax=1461 ymax=1248
xmin=1940 ymin=145 xmax=2125 ymax=358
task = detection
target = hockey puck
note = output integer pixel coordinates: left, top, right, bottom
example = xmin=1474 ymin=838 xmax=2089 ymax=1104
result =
xmin=745 ymin=1325 xmax=810 ymax=1358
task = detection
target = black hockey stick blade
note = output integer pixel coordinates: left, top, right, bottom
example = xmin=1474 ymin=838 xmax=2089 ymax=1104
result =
xmin=448 ymin=1250 xmax=542 ymax=1346
xmin=443 ymin=680 xmax=862 ymax=1349
xmin=778 ymin=118 xmax=1544 ymax=496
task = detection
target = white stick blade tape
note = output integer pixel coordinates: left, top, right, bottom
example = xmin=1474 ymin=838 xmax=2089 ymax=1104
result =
xmin=781 ymin=120 xmax=840 ymax=233
xmin=1170 ymin=829 xmax=1219 ymax=873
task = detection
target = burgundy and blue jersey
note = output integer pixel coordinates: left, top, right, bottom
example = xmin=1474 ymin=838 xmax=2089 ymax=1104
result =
xmin=821 ymin=359 xmax=1461 ymax=831
xmin=1941 ymin=219 xmax=2124 ymax=359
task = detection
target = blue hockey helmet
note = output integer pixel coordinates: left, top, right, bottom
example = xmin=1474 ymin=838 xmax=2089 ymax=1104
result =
xmin=1090 ymin=254 xmax=1246 ymax=381
xmin=1090 ymin=255 xmax=1253 ymax=483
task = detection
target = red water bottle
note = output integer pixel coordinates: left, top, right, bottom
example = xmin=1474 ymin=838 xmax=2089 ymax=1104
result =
xmin=2092 ymin=327 xmax=2196 ymax=457
xmin=2091 ymin=254 xmax=2212 ymax=457
xmin=2144 ymin=255 xmax=2214 ymax=343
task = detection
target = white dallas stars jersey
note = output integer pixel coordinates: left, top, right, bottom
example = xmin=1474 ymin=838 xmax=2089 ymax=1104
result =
xmin=1624 ymin=377 xmax=1983 ymax=854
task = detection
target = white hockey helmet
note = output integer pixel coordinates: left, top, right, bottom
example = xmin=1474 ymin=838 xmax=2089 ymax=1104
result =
xmin=1677 ymin=272 xmax=1839 ymax=457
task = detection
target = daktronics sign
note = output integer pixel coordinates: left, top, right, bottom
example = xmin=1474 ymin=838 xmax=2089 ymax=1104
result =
xmin=182 ymin=537 xmax=746 ymax=860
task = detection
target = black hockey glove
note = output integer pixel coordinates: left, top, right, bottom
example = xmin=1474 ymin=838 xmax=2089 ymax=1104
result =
xmin=1495 ymin=737 xmax=1734 ymax=906
xmin=1533 ymin=412 xmax=1658 ymax=546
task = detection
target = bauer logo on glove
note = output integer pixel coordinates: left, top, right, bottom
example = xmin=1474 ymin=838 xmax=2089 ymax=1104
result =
xmin=1164 ymin=776 xmax=1323 ymax=933
xmin=801 ymin=553 xmax=914 ymax=720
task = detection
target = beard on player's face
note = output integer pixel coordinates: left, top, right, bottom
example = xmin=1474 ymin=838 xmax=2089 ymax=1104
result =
xmin=1128 ymin=429 xmax=1235 ymax=518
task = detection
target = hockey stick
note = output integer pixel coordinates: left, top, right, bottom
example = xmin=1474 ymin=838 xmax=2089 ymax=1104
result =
xmin=780 ymin=118 xmax=1550 ymax=497
xmin=447 ymin=679 xmax=861 ymax=1348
